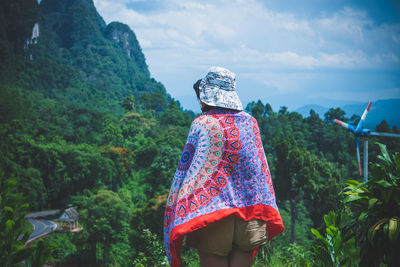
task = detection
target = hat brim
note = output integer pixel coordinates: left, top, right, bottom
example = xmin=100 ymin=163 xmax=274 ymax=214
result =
xmin=199 ymin=83 xmax=243 ymax=111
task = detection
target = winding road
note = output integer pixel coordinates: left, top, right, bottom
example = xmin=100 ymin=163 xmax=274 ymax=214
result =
xmin=27 ymin=219 xmax=57 ymax=243
xmin=25 ymin=211 xmax=58 ymax=246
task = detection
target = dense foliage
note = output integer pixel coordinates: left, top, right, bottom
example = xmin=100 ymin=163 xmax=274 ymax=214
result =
xmin=342 ymin=144 xmax=400 ymax=266
xmin=0 ymin=171 xmax=56 ymax=267
xmin=0 ymin=172 xmax=33 ymax=266
xmin=1 ymin=0 xmax=399 ymax=266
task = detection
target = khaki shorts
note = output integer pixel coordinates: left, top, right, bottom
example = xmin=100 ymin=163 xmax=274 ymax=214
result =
xmin=186 ymin=215 xmax=267 ymax=256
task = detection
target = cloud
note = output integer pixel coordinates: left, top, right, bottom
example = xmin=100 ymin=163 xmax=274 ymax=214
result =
xmin=94 ymin=0 xmax=399 ymax=69
xmin=93 ymin=0 xmax=400 ymax=108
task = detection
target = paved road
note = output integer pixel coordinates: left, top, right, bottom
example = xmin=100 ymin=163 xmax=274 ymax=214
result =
xmin=26 ymin=210 xmax=60 ymax=219
xmin=26 ymin=218 xmax=57 ymax=244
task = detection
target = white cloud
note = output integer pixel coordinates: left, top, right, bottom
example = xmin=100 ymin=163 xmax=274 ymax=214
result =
xmin=93 ymin=0 xmax=400 ymax=107
xmin=94 ymin=0 xmax=399 ymax=69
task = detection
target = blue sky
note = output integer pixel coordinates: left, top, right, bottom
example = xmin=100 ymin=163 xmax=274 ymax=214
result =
xmin=93 ymin=0 xmax=400 ymax=111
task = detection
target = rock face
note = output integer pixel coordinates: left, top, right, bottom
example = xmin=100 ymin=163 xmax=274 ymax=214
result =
xmin=0 ymin=0 xmax=168 ymax=110
xmin=39 ymin=0 xmax=148 ymax=74
xmin=24 ymin=23 xmax=40 ymax=49
xmin=0 ymin=0 xmax=40 ymax=55
xmin=105 ymin=22 xmax=148 ymax=75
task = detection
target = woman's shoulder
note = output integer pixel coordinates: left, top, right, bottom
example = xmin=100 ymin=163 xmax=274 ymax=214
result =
xmin=192 ymin=109 xmax=255 ymax=126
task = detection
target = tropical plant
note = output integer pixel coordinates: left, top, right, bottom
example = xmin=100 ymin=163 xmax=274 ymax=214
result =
xmin=0 ymin=173 xmax=32 ymax=266
xmin=342 ymin=143 xmax=400 ymax=266
xmin=311 ymin=210 xmax=358 ymax=267
xmin=25 ymin=238 xmax=57 ymax=267
xmin=0 ymin=170 xmax=56 ymax=267
xmin=254 ymin=243 xmax=311 ymax=267
xmin=133 ymin=229 xmax=168 ymax=267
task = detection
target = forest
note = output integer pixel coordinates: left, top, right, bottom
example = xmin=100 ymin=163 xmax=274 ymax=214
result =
xmin=1 ymin=0 xmax=399 ymax=266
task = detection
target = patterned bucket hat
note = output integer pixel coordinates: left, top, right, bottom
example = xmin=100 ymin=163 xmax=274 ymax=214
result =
xmin=197 ymin=66 xmax=243 ymax=111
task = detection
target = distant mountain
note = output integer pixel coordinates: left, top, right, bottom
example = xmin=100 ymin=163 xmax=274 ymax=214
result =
xmin=294 ymin=104 xmax=329 ymax=118
xmin=295 ymin=99 xmax=400 ymax=129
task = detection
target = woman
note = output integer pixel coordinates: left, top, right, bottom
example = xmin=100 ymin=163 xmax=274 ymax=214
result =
xmin=164 ymin=67 xmax=284 ymax=267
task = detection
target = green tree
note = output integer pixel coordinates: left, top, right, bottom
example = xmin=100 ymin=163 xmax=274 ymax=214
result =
xmin=80 ymin=190 xmax=132 ymax=266
xmin=324 ymin=108 xmax=347 ymax=124
xmin=0 ymin=170 xmax=55 ymax=267
xmin=274 ymin=138 xmax=341 ymax=243
xmin=376 ymin=119 xmax=391 ymax=133
xmin=349 ymin=114 xmax=361 ymax=126
xmin=278 ymin=106 xmax=288 ymax=115
xmin=342 ymin=143 xmax=400 ymax=266
xmin=25 ymin=239 xmax=57 ymax=267
xmin=0 ymin=173 xmax=32 ymax=266
xmin=140 ymin=92 xmax=167 ymax=112
xmin=122 ymin=94 xmax=135 ymax=111
xmin=274 ymin=138 xmax=315 ymax=243
xmin=265 ymin=103 xmax=274 ymax=117
xmin=251 ymin=100 xmax=265 ymax=120
xmin=103 ymin=115 xmax=124 ymax=146
xmin=148 ymin=145 xmax=181 ymax=192
xmin=133 ymin=229 xmax=168 ymax=266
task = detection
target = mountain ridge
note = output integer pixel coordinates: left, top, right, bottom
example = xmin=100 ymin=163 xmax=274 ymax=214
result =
xmin=0 ymin=0 xmax=169 ymax=113
xmin=295 ymin=99 xmax=400 ymax=129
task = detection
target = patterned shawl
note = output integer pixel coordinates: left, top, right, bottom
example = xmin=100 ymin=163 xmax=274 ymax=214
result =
xmin=164 ymin=108 xmax=284 ymax=266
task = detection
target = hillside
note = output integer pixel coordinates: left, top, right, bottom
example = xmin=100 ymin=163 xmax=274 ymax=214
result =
xmin=0 ymin=0 xmax=168 ymax=112
xmin=0 ymin=1 xmax=194 ymax=265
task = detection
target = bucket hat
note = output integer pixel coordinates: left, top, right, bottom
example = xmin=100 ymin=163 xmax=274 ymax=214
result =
xmin=195 ymin=66 xmax=243 ymax=111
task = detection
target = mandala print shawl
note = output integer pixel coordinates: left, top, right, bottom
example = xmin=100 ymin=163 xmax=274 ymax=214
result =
xmin=164 ymin=108 xmax=284 ymax=266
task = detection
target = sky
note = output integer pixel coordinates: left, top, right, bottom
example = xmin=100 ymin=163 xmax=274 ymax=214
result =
xmin=92 ymin=0 xmax=400 ymax=111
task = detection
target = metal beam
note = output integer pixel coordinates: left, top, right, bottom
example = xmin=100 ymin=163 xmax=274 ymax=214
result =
xmin=363 ymin=139 xmax=368 ymax=182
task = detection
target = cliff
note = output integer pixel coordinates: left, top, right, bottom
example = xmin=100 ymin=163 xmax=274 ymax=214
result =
xmin=0 ymin=0 xmax=168 ymax=112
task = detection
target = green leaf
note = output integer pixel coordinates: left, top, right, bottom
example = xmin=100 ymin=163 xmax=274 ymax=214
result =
xmin=333 ymin=232 xmax=342 ymax=254
xmin=358 ymin=212 xmax=367 ymax=221
xmin=4 ymin=206 xmax=14 ymax=213
xmin=343 ymin=191 xmax=363 ymax=196
xmin=388 ymin=217 xmax=399 ymax=241
xmin=324 ymin=212 xmax=335 ymax=226
xmin=311 ymin=228 xmax=324 ymax=240
xmin=338 ymin=213 xmax=348 ymax=228
xmin=368 ymin=227 xmax=376 ymax=243
xmin=368 ymin=218 xmax=389 ymax=242
xmin=389 ymin=217 xmax=400 ymax=241
xmin=368 ymin=198 xmax=378 ymax=208
xmin=326 ymin=227 xmax=335 ymax=237
xmin=344 ymin=180 xmax=360 ymax=186
xmin=343 ymin=195 xmax=367 ymax=203
xmin=377 ymin=142 xmax=392 ymax=165
xmin=6 ymin=178 xmax=18 ymax=187
xmin=383 ymin=223 xmax=389 ymax=235
xmin=6 ymin=219 xmax=15 ymax=231
xmin=393 ymin=153 xmax=400 ymax=170
xmin=376 ymin=179 xmax=392 ymax=188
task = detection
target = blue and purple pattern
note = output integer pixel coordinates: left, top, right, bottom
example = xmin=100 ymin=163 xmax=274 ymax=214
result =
xmin=164 ymin=107 xmax=283 ymax=266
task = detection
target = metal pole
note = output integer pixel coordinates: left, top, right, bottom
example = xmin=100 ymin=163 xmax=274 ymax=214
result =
xmin=363 ymin=139 xmax=368 ymax=181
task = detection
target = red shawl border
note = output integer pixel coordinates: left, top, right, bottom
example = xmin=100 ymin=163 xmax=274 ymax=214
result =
xmin=168 ymin=204 xmax=284 ymax=267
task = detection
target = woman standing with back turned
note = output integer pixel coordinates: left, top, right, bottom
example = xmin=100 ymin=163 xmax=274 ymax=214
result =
xmin=164 ymin=66 xmax=284 ymax=267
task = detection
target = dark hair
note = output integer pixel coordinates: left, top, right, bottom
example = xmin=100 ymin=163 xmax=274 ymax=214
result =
xmin=201 ymin=104 xmax=212 ymax=112
xmin=193 ymin=79 xmax=213 ymax=112
xmin=193 ymin=79 xmax=202 ymax=99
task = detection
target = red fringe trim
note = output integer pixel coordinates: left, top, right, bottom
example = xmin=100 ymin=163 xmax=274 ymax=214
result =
xmin=168 ymin=204 xmax=284 ymax=267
